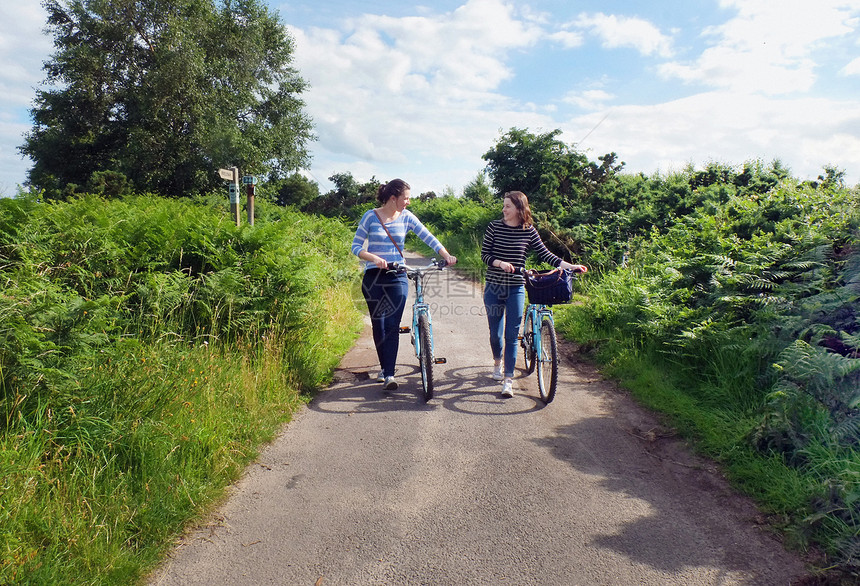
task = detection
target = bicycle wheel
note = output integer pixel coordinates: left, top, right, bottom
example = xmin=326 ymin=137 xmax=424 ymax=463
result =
xmin=521 ymin=310 xmax=536 ymax=374
xmin=417 ymin=313 xmax=434 ymax=401
xmin=536 ymin=317 xmax=558 ymax=403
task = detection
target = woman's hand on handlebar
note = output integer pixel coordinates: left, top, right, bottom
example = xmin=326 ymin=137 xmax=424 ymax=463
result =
xmin=560 ymin=261 xmax=588 ymax=274
xmin=442 ymin=253 xmax=457 ymax=266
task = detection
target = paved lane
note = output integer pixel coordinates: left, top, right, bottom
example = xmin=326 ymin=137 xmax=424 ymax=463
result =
xmin=149 ymin=253 xmax=809 ymax=585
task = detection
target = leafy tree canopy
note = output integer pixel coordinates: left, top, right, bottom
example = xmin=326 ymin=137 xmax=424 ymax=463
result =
xmin=268 ymin=172 xmax=319 ymax=209
xmin=462 ymin=171 xmax=493 ymax=204
xmin=302 ymin=172 xmax=381 ymax=220
xmin=482 ymin=127 xmax=623 ymax=210
xmin=21 ymin=0 xmax=314 ymax=198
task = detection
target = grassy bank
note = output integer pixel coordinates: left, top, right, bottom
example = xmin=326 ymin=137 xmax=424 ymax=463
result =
xmin=0 ymin=193 xmax=364 ymax=584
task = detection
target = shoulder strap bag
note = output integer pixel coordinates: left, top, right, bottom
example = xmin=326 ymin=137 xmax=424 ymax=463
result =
xmin=373 ymin=210 xmax=405 ymax=259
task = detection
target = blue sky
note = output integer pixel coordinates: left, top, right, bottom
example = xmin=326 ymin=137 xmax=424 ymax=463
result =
xmin=2 ymin=0 xmax=860 ymax=197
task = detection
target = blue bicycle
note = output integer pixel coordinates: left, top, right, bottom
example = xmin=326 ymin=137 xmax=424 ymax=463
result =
xmin=387 ymin=259 xmax=448 ymax=401
xmin=517 ymin=267 xmax=583 ymax=404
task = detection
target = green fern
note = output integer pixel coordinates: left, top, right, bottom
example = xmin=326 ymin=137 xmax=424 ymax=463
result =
xmin=773 ymin=340 xmax=860 ymax=442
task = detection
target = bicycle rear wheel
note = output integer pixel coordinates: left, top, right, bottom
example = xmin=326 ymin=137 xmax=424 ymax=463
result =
xmin=536 ymin=317 xmax=558 ymax=403
xmin=417 ymin=313 xmax=434 ymax=401
xmin=521 ymin=310 xmax=536 ymax=374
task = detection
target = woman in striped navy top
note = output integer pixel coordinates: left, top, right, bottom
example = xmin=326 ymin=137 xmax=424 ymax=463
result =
xmin=351 ymin=179 xmax=457 ymax=390
xmin=481 ymin=191 xmax=587 ymax=398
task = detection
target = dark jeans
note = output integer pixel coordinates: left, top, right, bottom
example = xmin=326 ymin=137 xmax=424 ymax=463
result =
xmin=362 ymin=268 xmax=409 ymax=378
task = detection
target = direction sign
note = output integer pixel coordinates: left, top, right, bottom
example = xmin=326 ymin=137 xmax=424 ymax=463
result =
xmin=218 ymin=168 xmax=235 ymax=181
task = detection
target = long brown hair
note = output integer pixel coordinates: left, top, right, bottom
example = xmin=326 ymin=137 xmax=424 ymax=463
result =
xmin=504 ymin=191 xmax=533 ymax=229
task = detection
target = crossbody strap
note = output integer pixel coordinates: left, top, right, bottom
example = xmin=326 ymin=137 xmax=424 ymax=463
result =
xmin=373 ymin=210 xmax=405 ymax=259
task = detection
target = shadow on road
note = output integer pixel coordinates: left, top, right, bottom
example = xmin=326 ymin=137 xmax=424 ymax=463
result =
xmin=528 ymin=405 xmax=799 ymax=581
xmin=309 ymin=364 xmax=546 ymax=416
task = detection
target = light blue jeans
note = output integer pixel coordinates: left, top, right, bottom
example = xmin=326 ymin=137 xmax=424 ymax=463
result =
xmin=483 ymin=283 xmax=525 ymax=378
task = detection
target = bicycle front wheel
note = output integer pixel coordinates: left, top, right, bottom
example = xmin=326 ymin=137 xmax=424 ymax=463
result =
xmin=522 ymin=310 xmax=536 ymax=374
xmin=536 ymin=317 xmax=558 ymax=403
xmin=417 ymin=313 xmax=434 ymax=401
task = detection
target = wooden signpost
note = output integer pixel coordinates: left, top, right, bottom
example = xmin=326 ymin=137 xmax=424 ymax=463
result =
xmin=218 ymin=167 xmax=240 ymax=226
xmin=242 ymin=175 xmax=257 ymax=226
xmin=218 ymin=168 xmax=257 ymax=226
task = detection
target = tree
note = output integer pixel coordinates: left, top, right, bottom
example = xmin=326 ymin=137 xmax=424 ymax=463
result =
xmin=269 ymin=173 xmax=319 ymax=208
xmin=482 ymin=128 xmax=573 ymax=202
xmin=303 ymin=172 xmax=380 ymax=218
xmin=815 ymin=165 xmax=846 ymax=190
xmin=462 ymin=171 xmax=493 ymax=203
xmin=482 ymin=127 xmax=623 ymax=210
xmin=21 ymin=0 xmax=314 ymax=198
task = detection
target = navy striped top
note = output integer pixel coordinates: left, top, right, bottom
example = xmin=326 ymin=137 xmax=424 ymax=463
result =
xmin=481 ymin=220 xmax=562 ymax=286
xmin=351 ymin=209 xmax=443 ymax=271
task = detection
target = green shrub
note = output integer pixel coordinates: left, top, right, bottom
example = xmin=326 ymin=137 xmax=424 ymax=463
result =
xmin=0 ymin=192 xmax=363 ymax=584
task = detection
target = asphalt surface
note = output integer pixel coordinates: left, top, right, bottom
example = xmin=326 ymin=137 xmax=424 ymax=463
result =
xmin=148 ymin=253 xmax=811 ymax=585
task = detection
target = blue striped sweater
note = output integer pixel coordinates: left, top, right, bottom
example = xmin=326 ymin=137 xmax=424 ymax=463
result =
xmin=351 ymin=209 xmax=443 ymax=271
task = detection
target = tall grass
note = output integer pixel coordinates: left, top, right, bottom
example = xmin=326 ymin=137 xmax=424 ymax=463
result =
xmin=0 ymin=193 xmax=363 ymax=584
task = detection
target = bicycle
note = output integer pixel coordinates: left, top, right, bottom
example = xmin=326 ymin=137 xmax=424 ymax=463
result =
xmin=386 ymin=258 xmax=448 ymax=401
xmin=517 ymin=267 xmax=583 ymax=404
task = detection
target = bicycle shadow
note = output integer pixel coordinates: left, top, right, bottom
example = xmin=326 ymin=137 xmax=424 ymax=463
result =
xmin=308 ymin=363 xmax=435 ymax=415
xmin=309 ymin=363 xmax=545 ymax=417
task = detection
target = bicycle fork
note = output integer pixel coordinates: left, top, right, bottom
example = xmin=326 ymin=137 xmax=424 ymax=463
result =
xmin=399 ymin=303 xmax=447 ymax=364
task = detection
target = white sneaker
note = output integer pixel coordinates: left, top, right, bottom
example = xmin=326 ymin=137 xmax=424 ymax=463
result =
xmin=375 ymin=370 xmax=385 ymax=383
xmin=501 ymin=379 xmax=513 ymax=398
xmin=492 ymin=365 xmax=503 ymax=381
xmin=383 ymin=376 xmax=398 ymax=390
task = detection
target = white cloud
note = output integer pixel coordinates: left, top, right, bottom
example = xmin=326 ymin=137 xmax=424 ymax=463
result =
xmin=563 ymin=89 xmax=614 ymax=111
xmin=574 ymin=13 xmax=674 ymax=58
xmin=0 ymin=4 xmax=53 ymax=104
xmin=286 ymin=0 xmax=546 ymax=190
xmin=287 ymin=0 xmax=860 ymax=192
xmin=841 ymin=57 xmax=860 ymax=76
xmin=660 ymin=0 xmax=860 ymax=94
xmin=0 ymin=3 xmax=53 ymax=193
xmin=548 ymin=30 xmax=585 ymax=49
xmin=562 ymin=91 xmax=860 ymax=182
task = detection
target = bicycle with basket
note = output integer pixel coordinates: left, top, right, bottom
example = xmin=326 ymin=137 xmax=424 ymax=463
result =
xmin=517 ymin=266 xmax=583 ymax=403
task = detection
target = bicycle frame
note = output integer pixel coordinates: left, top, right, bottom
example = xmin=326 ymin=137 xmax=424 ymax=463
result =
xmin=516 ymin=266 xmax=579 ymax=404
xmin=387 ymin=259 xmax=447 ymax=400
xmin=524 ymin=303 xmax=554 ymax=359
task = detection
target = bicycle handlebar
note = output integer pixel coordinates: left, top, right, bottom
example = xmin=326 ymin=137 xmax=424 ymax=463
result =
xmin=513 ymin=265 xmax=586 ymax=276
xmin=386 ymin=258 xmax=447 ymax=274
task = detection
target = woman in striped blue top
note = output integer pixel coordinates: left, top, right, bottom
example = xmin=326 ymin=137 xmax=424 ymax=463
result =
xmin=481 ymin=191 xmax=587 ymax=398
xmin=351 ymin=179 xmax=457 ymax=390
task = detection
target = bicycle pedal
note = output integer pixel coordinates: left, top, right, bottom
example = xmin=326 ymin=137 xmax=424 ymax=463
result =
xmin=399 ymin=326 xmax=411 ymax=334
xmin=434 ymin=357 xmax=447 ymax=364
